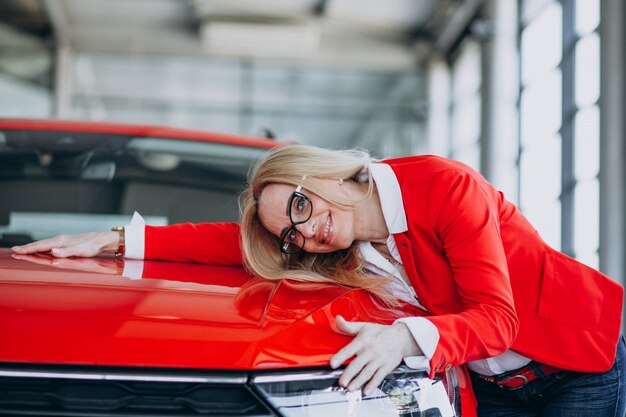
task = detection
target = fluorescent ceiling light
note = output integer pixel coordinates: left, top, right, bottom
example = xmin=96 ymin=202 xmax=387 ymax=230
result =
xmin=200 ymin=21 xmax=320 ymax=57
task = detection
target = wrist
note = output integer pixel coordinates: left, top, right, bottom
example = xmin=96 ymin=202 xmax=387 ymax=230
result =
xmin=102 ymin=231 xmax=122 ymax=254
xmin=100 ymin=231 xmax=120 ymax=253
xmin=394 ymin=322 xmax=423 ymax=357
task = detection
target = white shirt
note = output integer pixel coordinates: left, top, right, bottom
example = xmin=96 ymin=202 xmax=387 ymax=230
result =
xmin=123 ymin=164 xmax=531 ymax=376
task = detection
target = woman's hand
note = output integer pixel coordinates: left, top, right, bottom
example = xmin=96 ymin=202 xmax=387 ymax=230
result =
xmin=11 ymin=232 xmax=119 ymax=258
xmin=330 ymin=315 xmax=423 ymax=396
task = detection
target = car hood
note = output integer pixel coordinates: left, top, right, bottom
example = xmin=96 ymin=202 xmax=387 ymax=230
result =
xmin=0 ymin=249 xmax=413 ymax=371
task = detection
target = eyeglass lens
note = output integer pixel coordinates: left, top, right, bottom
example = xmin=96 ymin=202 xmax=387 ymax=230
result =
xmin=281 ymin=192 xmax=312 ymax=254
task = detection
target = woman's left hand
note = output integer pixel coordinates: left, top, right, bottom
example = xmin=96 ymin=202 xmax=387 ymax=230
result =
xmin=329 ymin=315 xmax=422 ymax=396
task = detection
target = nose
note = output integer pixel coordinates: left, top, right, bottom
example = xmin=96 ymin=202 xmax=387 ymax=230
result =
xmin=295 ymin=218 xmax=316 ymax=238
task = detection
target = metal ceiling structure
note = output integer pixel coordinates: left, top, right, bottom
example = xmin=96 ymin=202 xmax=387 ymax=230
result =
xmin=0 ymin=0 xmax=482 ymax=156
xmin=1 ymin=0 xmax=477 ymax=67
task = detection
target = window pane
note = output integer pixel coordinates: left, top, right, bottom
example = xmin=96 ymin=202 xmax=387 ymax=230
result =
xmin=574 ymin=106 xmax=600 ymax=181
xmin=521 ymin=2 xmax=562 ymax=86
xmin=452 ymin=145 xmax=481 ymax=172
xmin=574 ymin=179 xmax=599 ymax=259
xmin=450 ymin=39 xmax=481 ymax=170
xmin=451 ymin=96 xmax=481 ymax=149
xmin=521 ymin=0 xmax=555 ymax=25
xmin=0 ymin=75 xmax=51 ymax=117
xmin=575 ymin=33 xmax=600 ymax=108
xmin=520 ymin=132 xmax=562 ymax=250
xmin=575 ymin=0 xmax=600 ymax=36
xmin=520 ymin=70 xmax=562 ymax=147
xmin=576 ymin=251 xmax=599 ymax=269
xmin=522 ymin=199 xmax=562 ymax=250
xmin=451 ymin=40 xmax=481 ymax=99
xmin=69 ymin=52 xmax=423 ymax=151
xmin=520 ymin=134 xmax=562 ymax=207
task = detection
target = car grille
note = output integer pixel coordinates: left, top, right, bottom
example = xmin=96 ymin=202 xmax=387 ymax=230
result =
xmin=0 ymin=364 xmax=276 ymax=417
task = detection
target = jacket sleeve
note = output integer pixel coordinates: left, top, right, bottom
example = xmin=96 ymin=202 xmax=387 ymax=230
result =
xmin=144 ymin=222 xmax=243 ymax=266
xmin=424 ymin=169 xmax=520 ymax=376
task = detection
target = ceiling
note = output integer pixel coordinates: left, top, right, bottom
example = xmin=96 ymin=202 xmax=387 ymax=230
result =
xmin=0 ymin=0 xmax=476 ymax=68
xmin=0 ymin=0 xmax=481 ymax=155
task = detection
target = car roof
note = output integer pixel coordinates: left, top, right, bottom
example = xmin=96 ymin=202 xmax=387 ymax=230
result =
xmin=0 ymin=118 xmax=282 ymax=149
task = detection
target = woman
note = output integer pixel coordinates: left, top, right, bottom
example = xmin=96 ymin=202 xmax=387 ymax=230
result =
xmin=13 ymin=145 xmax=625 ymax=416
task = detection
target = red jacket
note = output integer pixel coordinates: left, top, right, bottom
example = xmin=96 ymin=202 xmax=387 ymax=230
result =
xmin=144 ymin=156 xmax=623 ymax=376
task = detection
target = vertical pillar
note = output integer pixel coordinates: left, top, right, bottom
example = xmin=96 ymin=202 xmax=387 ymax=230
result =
xmin=599 ymin=0 xmax=626 ymax=287
xmin=560 ymin=0 xmax=575 ymax=257
xmin=426 ymin=58 xmax=451 ymax=157
xmin=480 ymin=0 xmax=520 ymax=204
xmin=53 ymin=44 xmax=73 ymax=118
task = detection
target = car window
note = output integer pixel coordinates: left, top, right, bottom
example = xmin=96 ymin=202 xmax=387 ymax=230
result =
xmin=0 ymin=129 xmax=268 ymax=247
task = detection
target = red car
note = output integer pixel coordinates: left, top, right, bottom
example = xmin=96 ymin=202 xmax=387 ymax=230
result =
xmin=0 ymin=119 xmax=476 ymax=416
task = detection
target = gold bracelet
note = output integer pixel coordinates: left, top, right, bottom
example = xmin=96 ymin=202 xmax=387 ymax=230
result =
xmin=111 ymin=226 xmax=125 ymax=257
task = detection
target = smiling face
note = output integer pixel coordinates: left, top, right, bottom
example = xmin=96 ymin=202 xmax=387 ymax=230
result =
xmin=257 ymin=181 xmax=356 ymax=254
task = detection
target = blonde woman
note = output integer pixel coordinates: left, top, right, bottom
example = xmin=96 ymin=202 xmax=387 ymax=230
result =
xmin=13 ymin=145 xmax=625 ymax=417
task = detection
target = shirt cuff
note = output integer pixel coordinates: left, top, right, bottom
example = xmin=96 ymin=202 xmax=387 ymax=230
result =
xmin=394 ymin=316 xmax=440 ymax=372
xmin=124 ymin=211 xmax=145 ymax=259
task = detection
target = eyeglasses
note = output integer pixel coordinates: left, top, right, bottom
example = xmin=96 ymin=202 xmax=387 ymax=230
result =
xmin=279 ymin=185 xmax=312 ymax=254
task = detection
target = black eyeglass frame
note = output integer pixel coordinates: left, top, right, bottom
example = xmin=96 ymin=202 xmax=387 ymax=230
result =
xmin=279 ymin=185 xmax=312 ymax=254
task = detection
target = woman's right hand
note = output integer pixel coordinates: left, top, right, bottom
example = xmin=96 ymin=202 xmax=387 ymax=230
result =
xmin=11 ymin=231 xmax=120 ymax=258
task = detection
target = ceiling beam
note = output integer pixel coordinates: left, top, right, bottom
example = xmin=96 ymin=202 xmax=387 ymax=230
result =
xmin=42 ymin=0 xmax=71 ymax=44
xmin=434 ymin=0 xmax=485 ymax=54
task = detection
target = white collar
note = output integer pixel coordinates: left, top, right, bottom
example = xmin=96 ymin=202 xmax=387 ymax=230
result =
xmin=370 ymin=163 xmax=408 ymax=234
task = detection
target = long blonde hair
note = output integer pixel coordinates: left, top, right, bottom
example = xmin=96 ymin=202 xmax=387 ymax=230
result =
xmin=239 ymin=144 xmax=396 ymax=305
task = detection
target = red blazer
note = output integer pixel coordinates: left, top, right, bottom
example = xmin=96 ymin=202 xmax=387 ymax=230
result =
xmin=144 ymin=156 xmax=623 ymax=377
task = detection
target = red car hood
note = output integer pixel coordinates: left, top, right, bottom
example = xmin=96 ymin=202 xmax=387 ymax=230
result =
xmin=0 ymin=249 xmax=413 ymax=371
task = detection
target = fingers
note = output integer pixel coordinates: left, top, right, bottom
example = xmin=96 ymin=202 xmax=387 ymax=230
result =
xmin=50 ymin=244 xmax=99 ymax=258
xmin=330 ymin=318 xmax=374 ymax=368
xmin=363 ymin=366 xmax=392 ymax=396
xmin=345 ymin=359 xmax=377 ymax=392
xmin=12 ymin=235 xmax=66 ymax=254
xmin=330 ymin=321 xmax=409 ymax=397
xmin=330 ymin=338 xmax=361 ymax=369
xmin=333 ymin=315 xmax=365 ymax=336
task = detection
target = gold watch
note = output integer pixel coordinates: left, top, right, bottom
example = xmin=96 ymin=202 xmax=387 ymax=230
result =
xmin=111 ymin=226 xmax=125 ymax=257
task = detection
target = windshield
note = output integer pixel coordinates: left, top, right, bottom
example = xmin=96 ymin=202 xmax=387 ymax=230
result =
xmin=0 ymin=128 xmax=269 ymax=247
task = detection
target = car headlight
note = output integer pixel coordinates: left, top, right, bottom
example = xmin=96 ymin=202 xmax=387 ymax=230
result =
xmin=252 ymin=365 xmax=461 ymax=417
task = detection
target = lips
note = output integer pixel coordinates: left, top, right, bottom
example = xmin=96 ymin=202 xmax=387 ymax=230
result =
xmin=319 ymin=213 xmax=333 ymax=244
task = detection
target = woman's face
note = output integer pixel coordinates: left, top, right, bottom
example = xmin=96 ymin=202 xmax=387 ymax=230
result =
xmin=257 ymin=181 xmax=355 ymax=253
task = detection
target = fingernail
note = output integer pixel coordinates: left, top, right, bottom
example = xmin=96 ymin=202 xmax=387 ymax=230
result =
xmin=52 ymin=248 xmax=62 ymax=255
xmin=12 ymin=246 xmax=21 ymax=250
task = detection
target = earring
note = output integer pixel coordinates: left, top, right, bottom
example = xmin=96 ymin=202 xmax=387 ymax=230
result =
xmin=338 ymin=178 xmax=343 ymax=185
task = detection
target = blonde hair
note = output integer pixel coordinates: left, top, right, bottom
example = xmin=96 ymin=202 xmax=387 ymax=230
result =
xmin=239 ymin=144 xmax=397 ymax=305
